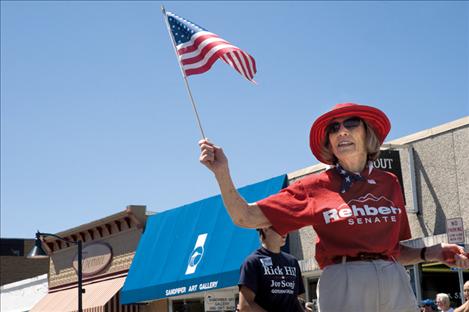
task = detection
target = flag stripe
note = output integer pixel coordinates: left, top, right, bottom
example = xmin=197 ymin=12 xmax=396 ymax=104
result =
xmin=235 ymin=51 xmax=253 ymax=80
xmin=240 ymin=51 xmax=255 ymax=80
xmin=181 ymin=45 xmax=237 ymax=69
xmin=180 ymin=41 xmax=234 ymax=65
xmin=222 ymin=53 xmax=241 ymax=75
xmin=177 ymin=32 xmax=222 ymax=55
xmin=227 ymin=51 xmax=249 ymax=80
xmin=179 ymin=37 xmax=229 ymax=61
xmin=184 ymin=50 xmax=226 ymax=76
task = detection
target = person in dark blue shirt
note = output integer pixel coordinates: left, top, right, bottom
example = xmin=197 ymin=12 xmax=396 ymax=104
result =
xmin=238 ymin=227 xmax=306 ymax=312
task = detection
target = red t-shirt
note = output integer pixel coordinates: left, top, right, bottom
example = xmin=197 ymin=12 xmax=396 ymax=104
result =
xmin=257 ymin=167 xmax=411 ymax=269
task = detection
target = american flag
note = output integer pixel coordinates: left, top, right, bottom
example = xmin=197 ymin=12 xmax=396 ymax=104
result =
xmin=165 ymin=11 xmax=257 ymax=82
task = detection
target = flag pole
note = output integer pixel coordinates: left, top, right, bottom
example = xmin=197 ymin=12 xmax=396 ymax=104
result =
xmin=161 ymin=5 xmax=206 ymax=139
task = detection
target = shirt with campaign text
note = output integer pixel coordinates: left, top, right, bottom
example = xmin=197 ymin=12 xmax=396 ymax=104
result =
xmin=238 ymin=247 xmax=305 ymax=312
xmin=256 ymin=167 xmax=411 ymax=269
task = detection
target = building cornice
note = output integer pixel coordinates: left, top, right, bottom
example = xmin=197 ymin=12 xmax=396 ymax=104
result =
xmin=43 ymin=205 xmax=146 ymax=253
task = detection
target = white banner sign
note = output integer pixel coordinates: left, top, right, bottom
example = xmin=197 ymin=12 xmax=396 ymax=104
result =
xmin=204 ymin=291 xmax=236 ymax=311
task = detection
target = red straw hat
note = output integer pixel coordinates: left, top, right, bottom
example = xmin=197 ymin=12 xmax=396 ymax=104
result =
xmin=309 ymin=103 xmax=391 ymax=164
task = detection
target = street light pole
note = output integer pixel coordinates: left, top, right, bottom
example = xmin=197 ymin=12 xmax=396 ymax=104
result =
xmin=27 ymin=231 xmax=84 ymax=312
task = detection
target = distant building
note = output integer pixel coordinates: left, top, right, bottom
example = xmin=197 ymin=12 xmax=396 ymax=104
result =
xmin=30 ymin=205 xmax=147 ymax=312
xmin=0 ymin=238 xmax=48 ymax=286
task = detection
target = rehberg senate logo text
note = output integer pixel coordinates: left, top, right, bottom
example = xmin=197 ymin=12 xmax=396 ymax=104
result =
xmin=322 ymin=194 xmax=402 ymax=226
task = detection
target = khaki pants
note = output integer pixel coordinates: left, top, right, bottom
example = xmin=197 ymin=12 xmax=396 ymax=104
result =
xmin=317 ymin=259 xmax=420 ymax=312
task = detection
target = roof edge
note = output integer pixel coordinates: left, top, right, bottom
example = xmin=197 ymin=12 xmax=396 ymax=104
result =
xmin=386 ymin=115 xmax=468 ymax=146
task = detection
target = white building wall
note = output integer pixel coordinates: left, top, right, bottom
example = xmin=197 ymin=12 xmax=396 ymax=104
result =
xmin=0 ymin=274 xmax=48 ymax=312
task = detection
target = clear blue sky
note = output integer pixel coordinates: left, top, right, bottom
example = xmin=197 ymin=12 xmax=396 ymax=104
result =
xmin=1 ymin=1 xmax=468 ymax=238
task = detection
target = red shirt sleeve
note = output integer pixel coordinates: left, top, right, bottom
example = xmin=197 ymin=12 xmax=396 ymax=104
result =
xmin=256 ymin=179 xmax=313 ymax=236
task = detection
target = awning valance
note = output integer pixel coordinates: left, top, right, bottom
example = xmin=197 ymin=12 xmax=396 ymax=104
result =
xmin=31 ymin=276 xmax=126 ymax=312
xmin=121 ymin=175 xmax=287 ymax=304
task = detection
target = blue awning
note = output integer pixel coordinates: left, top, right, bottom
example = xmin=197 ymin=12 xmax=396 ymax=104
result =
xmin=120 ymin=175 xmax=287 ymax=304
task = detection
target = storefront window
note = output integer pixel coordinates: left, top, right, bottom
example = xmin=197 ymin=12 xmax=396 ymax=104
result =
xmin=421 ymin=263 xmax=469 ymax=307
xmin=172 ymin=299 xmax=204 ymax=312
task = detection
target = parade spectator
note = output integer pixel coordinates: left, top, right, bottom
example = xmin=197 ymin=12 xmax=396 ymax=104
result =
xmin=420 ymin=299 xmax=437 ymax=312
xmin=436 ymin=293 xmax=454 ymax=312
xmin=238 ymin=227 xmax=306 ymax=311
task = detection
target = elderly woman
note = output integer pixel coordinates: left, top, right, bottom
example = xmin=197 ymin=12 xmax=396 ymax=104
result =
xmin=199 ymin=103 xmax=469 ymax=312
xmin=436 ymin=293 xmax=454 ymax=312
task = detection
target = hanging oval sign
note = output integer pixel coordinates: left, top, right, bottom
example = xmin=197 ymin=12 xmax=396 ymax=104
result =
xmin=72 ymin=242 xmax=113 ymax=276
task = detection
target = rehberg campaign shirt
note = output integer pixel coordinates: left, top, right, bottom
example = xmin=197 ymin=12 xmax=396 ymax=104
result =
xmin=257 ymin=167 xmax=411 ymax=269
xmin=239 ymin=247 xmax=305 ymax=312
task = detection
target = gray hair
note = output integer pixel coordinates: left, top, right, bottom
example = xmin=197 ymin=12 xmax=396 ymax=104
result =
xmin=318 ymin=120 xmax=381 ymax=165
xmin=436 ymin=293 xmax=450 ymax=305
